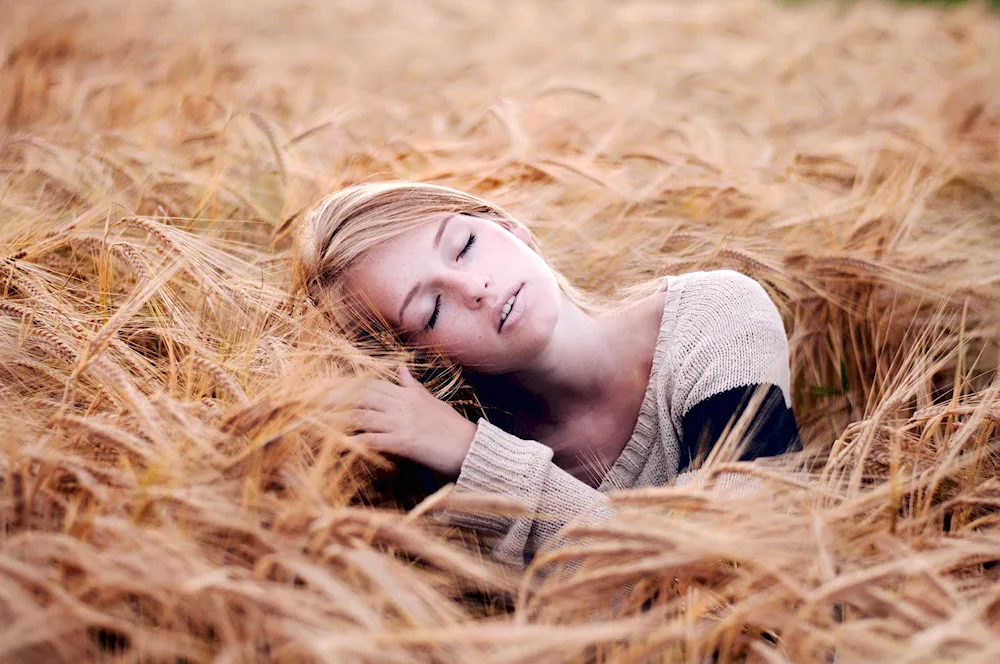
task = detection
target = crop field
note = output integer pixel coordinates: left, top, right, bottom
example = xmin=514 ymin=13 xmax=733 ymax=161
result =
xmin=1 ymin=0 xmax=999 ymax=662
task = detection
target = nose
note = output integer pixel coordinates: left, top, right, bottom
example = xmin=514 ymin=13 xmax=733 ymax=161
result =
xmin=448 ymin=272 xmax=490 ymax=309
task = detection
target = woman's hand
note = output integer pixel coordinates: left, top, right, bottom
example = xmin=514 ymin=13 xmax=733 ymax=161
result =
xmin=341 ymin=365 xmax=478 ymax=478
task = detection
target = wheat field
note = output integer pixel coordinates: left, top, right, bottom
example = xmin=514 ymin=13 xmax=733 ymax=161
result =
xmin=1 ymin=0 xmax=1000 ymax=661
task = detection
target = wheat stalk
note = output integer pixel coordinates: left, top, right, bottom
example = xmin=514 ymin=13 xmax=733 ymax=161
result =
xmin=1 ymin=1 xmax=1000 ymax=661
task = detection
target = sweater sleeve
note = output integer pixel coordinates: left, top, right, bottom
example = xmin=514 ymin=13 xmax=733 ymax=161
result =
xmin=443 ymin=419 xmax=615 ymax=570
xmin=666 ymin=270 xmax=796 ymax=492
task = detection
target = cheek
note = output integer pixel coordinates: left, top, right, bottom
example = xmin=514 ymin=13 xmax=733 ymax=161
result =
xmin=431 ymin=321 xmax=502 ymax=367
xmin=440 ymin=323 xmax=490 ymax=357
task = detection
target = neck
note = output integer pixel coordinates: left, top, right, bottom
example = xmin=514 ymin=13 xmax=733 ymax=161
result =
xmin=502 ymin=295 xmax=658 ymax=425
xmin=511 ymin=303 xmax=608 ymax=412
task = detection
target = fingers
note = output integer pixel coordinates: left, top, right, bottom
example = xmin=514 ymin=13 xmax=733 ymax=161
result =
xmin=396 ymin=364 xmax=421 ymax=388
xmin=359 ymin=377 xmax=408 ymax=402
xmin=334 ymin=407 xmax=391 ymax=434
xmin=328 ymin=378 xmax=402 ymax=412
xmin=346 ymin=432 xmax=398 ymax=454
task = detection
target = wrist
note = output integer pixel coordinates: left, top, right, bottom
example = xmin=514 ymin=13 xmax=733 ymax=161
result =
xmin=446 ymin=417 xmax=478 ymax=479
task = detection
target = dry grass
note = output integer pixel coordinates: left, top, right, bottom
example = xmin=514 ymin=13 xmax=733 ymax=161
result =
xmin=1 ymin=0 xmax=1000 ymax=661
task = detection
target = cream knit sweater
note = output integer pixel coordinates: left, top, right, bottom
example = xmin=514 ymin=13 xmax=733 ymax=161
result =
xmin=445 ymin=270 xmax=793 ymax=569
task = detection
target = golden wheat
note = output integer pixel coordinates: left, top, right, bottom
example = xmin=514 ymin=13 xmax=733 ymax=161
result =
xmin=1 ymin=0 xmax=1000 ymax=662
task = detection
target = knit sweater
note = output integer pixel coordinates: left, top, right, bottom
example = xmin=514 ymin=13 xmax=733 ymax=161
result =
xmin=445 ymin=270 xmax=796 ymax=569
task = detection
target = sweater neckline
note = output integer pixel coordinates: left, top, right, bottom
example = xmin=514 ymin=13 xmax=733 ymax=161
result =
xmin=596 ymin=275 xmax=685 ymax=492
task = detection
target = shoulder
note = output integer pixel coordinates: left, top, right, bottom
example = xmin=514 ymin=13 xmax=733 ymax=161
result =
xmin=660 ymin=270 xmax=791 ymax=416
xmin=665 ymin=269 xmax=784 ymax=342
xmin=669 ymin=268 xmax=786 ymax=344
xmin=668 ymin=269 xmax=780 ymax=318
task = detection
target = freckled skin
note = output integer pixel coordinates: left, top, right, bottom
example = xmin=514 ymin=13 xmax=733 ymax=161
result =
xmin=345 ymin=213 xmax=564 ymax=373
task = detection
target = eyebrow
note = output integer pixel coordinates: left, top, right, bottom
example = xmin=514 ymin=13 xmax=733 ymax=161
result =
xmin=397 ymin=215 xmax=453 ymax=326
xmin=433 ymin=214 xmax=452 ymax=249
xmin=397 ymin=281 xmax=422 ymax=328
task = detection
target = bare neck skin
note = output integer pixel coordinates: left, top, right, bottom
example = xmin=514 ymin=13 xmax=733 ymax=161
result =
xmin=498 ymin=289 xmax=667 ymax=478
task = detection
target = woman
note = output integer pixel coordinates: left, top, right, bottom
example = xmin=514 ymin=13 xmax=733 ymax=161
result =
xmin=295 ymin=182 xmax=799 ymax=569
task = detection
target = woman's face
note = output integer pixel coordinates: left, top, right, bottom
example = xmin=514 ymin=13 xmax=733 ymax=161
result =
xmin=345 ymin=213 xmax=563 ymax=373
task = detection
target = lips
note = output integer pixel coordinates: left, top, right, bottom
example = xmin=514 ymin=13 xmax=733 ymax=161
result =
xmin=494 ymin=283 xmax=523 ymax=332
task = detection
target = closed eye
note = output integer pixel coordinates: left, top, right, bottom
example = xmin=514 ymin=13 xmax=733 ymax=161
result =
xmin=425 ymin=294 xmax=441 ymax=330
xmin=457 ymin=233 xmax=477 ymax=260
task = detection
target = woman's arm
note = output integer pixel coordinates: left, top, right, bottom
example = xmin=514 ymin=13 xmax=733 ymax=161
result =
xmin=334 ymin=365 xmax=610 ymax=570
xmin=679 ymin=383 xmax=799 ymax=469
xmin=667 ymin=270 xmax=799 ymax=490
xmin=444 ymin=419 xmax=616 ymax=569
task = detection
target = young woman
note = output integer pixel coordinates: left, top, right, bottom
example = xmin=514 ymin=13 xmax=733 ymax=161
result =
xmin=295 ymin=182 xmax=799 ymax=569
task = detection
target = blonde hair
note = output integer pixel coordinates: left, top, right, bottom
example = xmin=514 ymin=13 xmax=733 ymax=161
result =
xmin=294 ymin=181 xmax=597 ymax=327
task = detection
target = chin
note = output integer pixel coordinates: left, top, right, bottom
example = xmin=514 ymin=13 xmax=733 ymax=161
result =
xmin=454 ymin=307 xmax=558 ymax=374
